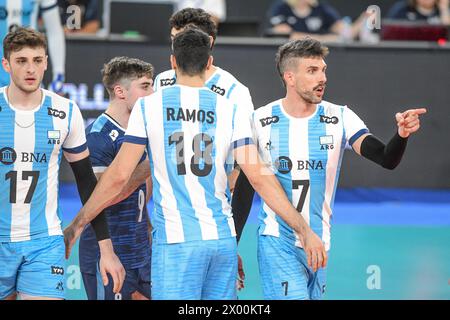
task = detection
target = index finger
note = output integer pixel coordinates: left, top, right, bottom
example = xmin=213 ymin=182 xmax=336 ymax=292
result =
xmin=404 ymin=108 xmax=427 ymax=117
xmin=112 ymin=271 xmax=121 ymax=293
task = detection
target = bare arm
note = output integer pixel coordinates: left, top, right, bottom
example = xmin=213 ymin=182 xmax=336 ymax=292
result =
xmin=95 ymin=159 xmax=151 ymax=207
xmin=234 ymin=144 xmax=327 ymax=271
xmin=66 ymin=142 xmax=146 ymax=240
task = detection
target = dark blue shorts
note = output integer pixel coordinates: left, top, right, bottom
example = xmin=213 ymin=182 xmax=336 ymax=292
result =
xmin=82 ymin=261 xmax=151 ymax=300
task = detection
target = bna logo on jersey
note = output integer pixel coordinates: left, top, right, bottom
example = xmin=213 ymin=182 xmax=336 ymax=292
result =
xmin=274 ymin=156 xmax=292 ymax=174
xmin=0 ymin=147 xmax=17 ymax=165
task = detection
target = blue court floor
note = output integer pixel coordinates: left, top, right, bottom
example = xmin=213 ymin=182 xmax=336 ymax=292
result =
xmin=60 ymin=185 xmax=450 ymax=300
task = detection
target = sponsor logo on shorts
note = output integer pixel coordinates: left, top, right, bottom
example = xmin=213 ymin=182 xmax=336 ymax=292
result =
xmin=51 ymin=266 xmax=65 ymax=275
xmin=56 ymin=280 xmax=64 ymax=291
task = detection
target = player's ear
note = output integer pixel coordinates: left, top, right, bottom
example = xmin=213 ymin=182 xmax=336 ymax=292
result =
xmin=283 ymin=71 xmax=294 ymax=87
xmin=206 ymin=55 xmax=213 ymax=70
xmin=208 ymin=35 xmax=214 ymax=49
xmin=170 ymin=54 xmax=177 ymax=71
xmin=2 ymin=57 xmax=10 ymax=73
xmin=113 ymin=84 xmax=125 ymax=100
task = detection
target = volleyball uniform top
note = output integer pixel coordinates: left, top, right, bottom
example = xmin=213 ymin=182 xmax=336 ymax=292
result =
xmin=253 ymin=99 xmax=369 ymax=251
xmin=124 ymin=85 xmax=253 ymax=244
xmin=0 ymin=86 xmax=87 ymax=242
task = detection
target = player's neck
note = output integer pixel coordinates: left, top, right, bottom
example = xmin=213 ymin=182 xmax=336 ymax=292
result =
xmin=282 ymin=94 xmax=317 ymax=118
xmin=176 ymin=73 xmax=206 ymax=87
xmin=6 ymin=84 xmax=42 ymax=110
xmin=204 ymin=65 xmax=217 ymax=81
xmin=105 ymin=100 xmax=130 ymax=129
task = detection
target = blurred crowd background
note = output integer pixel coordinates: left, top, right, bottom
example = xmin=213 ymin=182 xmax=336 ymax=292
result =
xmin=49 ymin=0 xmax=450 ymax=43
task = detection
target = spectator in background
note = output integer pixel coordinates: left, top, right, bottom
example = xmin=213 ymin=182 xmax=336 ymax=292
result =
xmin=58 ymin=0 xmax=101 ymax=34
xmin=267 ymin=0 xmax=368 ymax=42
xmin=176 ymin=0 xmax=226 ymax=26
xmin=387 ymin=0 xmax=450 ymax=25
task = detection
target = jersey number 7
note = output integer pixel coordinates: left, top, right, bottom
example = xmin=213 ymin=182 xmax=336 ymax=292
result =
xmin=292 ymin=179 xmax=310 ymax=213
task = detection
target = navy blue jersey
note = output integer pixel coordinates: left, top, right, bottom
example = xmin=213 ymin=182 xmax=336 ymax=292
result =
xmin=79 ymin=113 xmax=150 ymax=273
xmin=269 ymin=2 xmax=340 ymax=34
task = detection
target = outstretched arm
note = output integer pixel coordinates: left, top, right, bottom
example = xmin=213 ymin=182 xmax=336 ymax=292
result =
xmin=352 ymin=108 xmax=427 ymax=169
xmin=97 ymin=159 xmax=151 ymax=207
xmin=65 ymin=142 xmax=146 ymax=241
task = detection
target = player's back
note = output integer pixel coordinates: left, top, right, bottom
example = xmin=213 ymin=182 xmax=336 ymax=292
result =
xmin=154 ymin=67 xmax=254 ymax=117
xmin=136 ymin=85 xmax=241 ymax=244
xmin=0 ymin=87 xmax=86 ymax=242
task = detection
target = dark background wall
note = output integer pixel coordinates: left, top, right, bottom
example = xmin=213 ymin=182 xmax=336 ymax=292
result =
xmin=57 ymin=38 xmax=450 ymax=188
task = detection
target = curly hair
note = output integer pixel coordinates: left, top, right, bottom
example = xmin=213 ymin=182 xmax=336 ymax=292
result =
xmin=3 ymin=27 xmax=47 ymax=60
xmin=169 ymin=8 xmax=217 ymax=47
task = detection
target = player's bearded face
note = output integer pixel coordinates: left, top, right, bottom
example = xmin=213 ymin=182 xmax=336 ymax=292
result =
xmin=8 ymin=48 xmax=47 ymax=93
xmin=294 ymin=57 xmax=327 ymax=104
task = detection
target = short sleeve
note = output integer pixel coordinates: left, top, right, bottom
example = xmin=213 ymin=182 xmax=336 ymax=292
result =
xmin=231 ymin=103 xmax=254 ymax=149
xmin=86 ymin=132 xmax=114 ymax=174
xmin=124 ymin=97 xmax=148 ymax=145
xmin=229 ymin=85 xmax=254 ymax=122
xmin=62 ymin=102 xmax=88 ymax=154
xmin=343 ymin=106 xmax=369 ymax=146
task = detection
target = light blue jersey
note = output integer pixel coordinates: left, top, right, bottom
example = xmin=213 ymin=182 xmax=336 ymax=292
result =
xmin=124 ymin=85 xmax=253 ymax=245
xmin=154 ymin=67 xmax=254 ymax=119
xmin=253 ymin=99 xmax=369 ymax=251
xmin=0 ymin=87 xmax=87 ymax=242
xmin=0 ymin=0 xmax=58 ymax=85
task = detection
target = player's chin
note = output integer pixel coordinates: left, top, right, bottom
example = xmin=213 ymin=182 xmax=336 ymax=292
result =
xmin=20 ymin=82 xmax=40 ymax=92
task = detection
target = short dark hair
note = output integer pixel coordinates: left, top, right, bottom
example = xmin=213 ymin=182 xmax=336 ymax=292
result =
xmin=276 ymin=38 xmax=329 ymax=85
xmin=169 ymin=8 xmax=217 ymax=47
xmin=102 ymin=56 xmax=154 ymax=98
xmin=3 ymin=27 xmax=47 ymax=60
xmin=172 ymin=28 xmax=211 ymax=77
